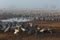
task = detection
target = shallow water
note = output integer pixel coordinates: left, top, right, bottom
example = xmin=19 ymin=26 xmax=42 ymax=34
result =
xmin=0 ymin=18 xmax=31 ymax=22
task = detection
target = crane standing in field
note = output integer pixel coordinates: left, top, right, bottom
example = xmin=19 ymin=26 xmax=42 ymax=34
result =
xmin=14 ymin=24 xmax=22 ymax=34
xmin=39 ymin=27 xmax=53 ymax=34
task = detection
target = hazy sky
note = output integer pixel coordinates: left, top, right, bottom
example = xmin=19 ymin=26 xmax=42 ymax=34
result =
xmin=0 ymin=0 xmax=60 ymax=9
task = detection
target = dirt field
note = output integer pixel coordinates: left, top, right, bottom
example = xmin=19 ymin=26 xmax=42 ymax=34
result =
xmin=32 ymin=20 xmax=60 ymax=27
xmin=0 ymin=32 xmax=60 ymax=40
xmin=0 ymin=21 xmax=60 ymax=40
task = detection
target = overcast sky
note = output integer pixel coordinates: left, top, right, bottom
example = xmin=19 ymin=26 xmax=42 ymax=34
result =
xmin=0 ymin=0 xmax=60 ymax=9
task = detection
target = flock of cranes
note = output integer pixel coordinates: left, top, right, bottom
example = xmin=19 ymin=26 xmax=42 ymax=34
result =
xmin=1 ymin=13 xmax=60 ymax=35
xmin=0 ymin=17 xmax=53 ymax=35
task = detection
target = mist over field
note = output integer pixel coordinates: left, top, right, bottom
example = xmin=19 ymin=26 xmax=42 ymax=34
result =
xmin=0 ymin=0 xmax=59 ymax=19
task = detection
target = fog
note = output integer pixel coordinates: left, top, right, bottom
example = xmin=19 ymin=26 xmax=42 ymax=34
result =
xmin=0 ymin=0 xmax=60 ymax=9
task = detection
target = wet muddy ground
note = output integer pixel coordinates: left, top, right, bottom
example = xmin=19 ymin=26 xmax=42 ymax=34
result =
xmin=0 ymin=32 xmax=60 ymax=40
